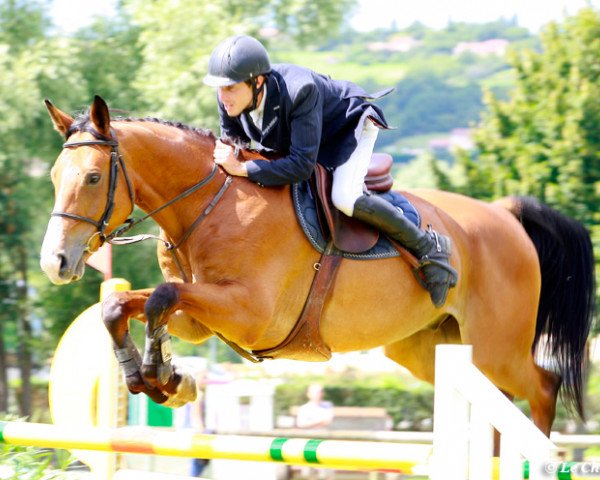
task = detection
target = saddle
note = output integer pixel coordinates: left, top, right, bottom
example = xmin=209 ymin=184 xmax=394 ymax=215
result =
xmin=313 ymin=153 xmax=395 ymax=254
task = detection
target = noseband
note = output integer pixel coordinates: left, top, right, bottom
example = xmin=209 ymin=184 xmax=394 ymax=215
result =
xmin=51 ymin=136 xmax=135 ymax=244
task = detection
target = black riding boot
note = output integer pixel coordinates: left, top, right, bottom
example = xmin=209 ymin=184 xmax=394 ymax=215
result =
xmin=353 ymin=194 xmax=458 ymax=307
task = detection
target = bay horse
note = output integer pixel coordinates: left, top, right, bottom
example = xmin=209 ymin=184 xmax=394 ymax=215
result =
xmin=40 ymin=96 xmax=596 ymax=436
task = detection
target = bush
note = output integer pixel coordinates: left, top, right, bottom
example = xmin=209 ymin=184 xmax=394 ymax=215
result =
xmin=10 ymin=378 xmax=51 ymax=423
xmin=0 ymin=416 xmax=77 ymax=479
xmin=274 ymin=374 xmax=434 ymax=431
xmin=273 ymin=365 xmax=600 ymax=433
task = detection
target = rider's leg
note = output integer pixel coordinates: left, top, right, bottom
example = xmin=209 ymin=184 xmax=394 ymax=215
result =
xmin=353 ymin=194 xmax=457 ymax=307
xmin=331 ymin=119 xmax=378 ymax=217
xmin=331 ymin=119 xmax=457 ymax=308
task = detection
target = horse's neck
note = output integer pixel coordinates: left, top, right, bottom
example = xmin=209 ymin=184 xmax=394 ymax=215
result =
xmin=117 ymin=122 xmax=218 ymax=235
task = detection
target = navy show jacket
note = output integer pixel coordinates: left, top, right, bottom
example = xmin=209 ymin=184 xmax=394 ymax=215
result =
xmin=218 ymin=63 xmax=390 ymax=187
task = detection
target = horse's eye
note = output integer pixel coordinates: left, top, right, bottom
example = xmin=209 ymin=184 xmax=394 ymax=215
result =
xmin=86 ymin=173 xmax=101 ymax=185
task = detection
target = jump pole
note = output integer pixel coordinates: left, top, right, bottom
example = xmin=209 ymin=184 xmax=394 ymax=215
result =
xmin=0 ymin=421 xmax=431 ymax=475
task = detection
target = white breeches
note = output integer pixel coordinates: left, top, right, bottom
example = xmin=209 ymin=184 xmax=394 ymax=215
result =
xmin=331 ymin=119 xmax=379 ymax=217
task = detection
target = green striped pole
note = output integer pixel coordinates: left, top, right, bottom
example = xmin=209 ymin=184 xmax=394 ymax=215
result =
xmin=4 ymin=422 xmax=594 ymax=478
xmin=0 ymin=421 xmax=429 ymax=473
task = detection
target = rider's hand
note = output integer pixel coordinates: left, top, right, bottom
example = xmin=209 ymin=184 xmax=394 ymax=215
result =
xmin=213 ymin=141 xmax=248 ymax=177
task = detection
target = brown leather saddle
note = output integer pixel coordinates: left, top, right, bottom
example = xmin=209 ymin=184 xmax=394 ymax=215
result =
xmin=313 ymin=153 xmax=394 ymax=253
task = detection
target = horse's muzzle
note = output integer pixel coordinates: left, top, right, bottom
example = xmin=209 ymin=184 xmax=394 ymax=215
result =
xmin=40 ymin=250 xmax=85 ymax=285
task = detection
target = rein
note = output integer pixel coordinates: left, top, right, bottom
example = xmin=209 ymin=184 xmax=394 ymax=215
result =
xmin=53 ymin=134 xmax=232 ymax=281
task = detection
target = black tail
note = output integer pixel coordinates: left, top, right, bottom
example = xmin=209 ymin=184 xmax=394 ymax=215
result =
xmin=508 ymin=196 xmax=596 ymax=419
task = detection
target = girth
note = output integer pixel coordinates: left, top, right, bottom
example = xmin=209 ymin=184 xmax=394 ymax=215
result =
xmin=219 ymin=242 xmax=341 ymax=363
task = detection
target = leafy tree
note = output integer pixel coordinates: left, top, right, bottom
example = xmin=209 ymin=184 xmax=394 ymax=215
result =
xmin=71 ymin=11 xmax=145 ymax=111
xmin=0 ymin=0 xmax=49 ymax=53
xmin=441 ymin=8 xmax=600 ymax=326
xmin=450 ymin=8 xmax=600 ymax=221
xmin=379 ymin=71 xmax=484 ymax=137
xmin=123 ymin=0 xmax=356 ymax=126
xmin=270 ymin=0 xmax=355 ymax=46
xmin=0 ymin=0 xmax=100 ymax=415
xmin=0 ymin=0 xmax=55 ymax=416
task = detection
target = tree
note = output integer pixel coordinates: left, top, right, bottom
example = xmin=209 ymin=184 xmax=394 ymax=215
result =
xmin=379 ymin=70 xmax=484 ymax=137
xmin=0 ymin=0 xmax=49 ymax=54
xmin=0 ymin=0 xmax=53 ymax=416
xmin=442 ymin=8 xmax=600 ymax=321
xmin=123 ymin=0 xmax=356 ymax=126
xmin=0 ymin=0 xmax=93 ymax=415
xmin=72 ymin=11 xmax=146 ymax=111
xmin=465 ymin=9 xmax=599 ymax=219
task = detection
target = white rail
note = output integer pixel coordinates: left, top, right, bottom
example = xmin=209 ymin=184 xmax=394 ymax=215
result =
xmin=431 ymin=345 xmax=557 ymax=480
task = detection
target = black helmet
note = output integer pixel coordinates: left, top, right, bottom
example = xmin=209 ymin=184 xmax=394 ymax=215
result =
xmin=204 ymin=35 xmax=271 ymax=87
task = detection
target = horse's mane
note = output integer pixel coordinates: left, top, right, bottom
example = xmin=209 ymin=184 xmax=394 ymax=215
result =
xmin=66 ymin=108 xmax=216 ymax=141
xmin=66 ymin=108 xmax=280 ymax=160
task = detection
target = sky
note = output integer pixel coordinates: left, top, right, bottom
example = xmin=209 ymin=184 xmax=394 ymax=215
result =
xmin=350 ymin=0 xmax=599 ymax=32
xmin=50 ymin=0 xmax=599 ymax=34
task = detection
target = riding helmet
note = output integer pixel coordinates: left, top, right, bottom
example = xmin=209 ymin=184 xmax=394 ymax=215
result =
xmin=203 ymin=35 xmax=271 ymax=87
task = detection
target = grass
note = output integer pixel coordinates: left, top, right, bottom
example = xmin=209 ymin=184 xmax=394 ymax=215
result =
xmin=271 ymin=49 xmax=407 ymax=86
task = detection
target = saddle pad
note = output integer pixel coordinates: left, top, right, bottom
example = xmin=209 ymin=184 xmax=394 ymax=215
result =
xmin=292 ymin=182 xmax=421 ymax=260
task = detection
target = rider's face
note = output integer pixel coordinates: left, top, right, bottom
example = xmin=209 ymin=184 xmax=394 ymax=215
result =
xmin=218 ymin=81 xmax=253 ymax=117
xmin=217 ymin=77 xmax=264 ymax=117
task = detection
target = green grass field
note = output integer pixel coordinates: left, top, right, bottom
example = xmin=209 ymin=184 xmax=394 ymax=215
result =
xmin=271 ymin=49 xmax=407 ymax=86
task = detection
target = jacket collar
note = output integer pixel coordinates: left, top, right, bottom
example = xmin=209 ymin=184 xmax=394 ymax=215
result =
xmin=258 ymin=73 xmax=280 ymax=138
xmin=238 ymin=74 xmax=280 ymax=141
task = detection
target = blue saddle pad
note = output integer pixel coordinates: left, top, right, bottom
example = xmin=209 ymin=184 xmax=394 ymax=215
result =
xmin=291 ymin=182 xmax=421 ymax=260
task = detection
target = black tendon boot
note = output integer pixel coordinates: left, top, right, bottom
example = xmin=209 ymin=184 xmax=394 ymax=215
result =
xmin=353 ymin=194 xmax=458 ymax=307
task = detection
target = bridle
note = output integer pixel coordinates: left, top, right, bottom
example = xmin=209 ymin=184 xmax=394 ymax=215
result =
xmin=52 ymin=136 xmax=135 ymax=243
xmin=51 ymin=133 xmax=232 ymax=279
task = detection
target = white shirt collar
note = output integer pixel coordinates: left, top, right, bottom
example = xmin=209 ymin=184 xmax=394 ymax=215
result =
xmin=249 ymin=84 xmax=267 ymax=130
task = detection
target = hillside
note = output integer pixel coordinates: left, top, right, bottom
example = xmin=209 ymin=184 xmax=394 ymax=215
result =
xmin=269 ymin=19 xmax=538 ymax=165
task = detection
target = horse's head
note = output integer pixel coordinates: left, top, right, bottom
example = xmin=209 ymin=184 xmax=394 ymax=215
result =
xmin=40 ymin=96 xmax=134 ymax=285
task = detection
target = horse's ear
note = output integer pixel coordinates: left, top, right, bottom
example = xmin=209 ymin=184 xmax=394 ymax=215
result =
xmin=45 ymin=99 xmax=73 ymax=136
xmin=89 ymin=95 xmax=111 ymax=138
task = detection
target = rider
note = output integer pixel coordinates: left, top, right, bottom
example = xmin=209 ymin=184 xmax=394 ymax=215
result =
xmin=203 ymin=34 xmax=457 ymax=307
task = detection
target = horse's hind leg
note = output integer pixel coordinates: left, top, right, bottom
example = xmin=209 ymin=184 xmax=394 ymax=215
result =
xmin=529 ymin=363 xmax=562 ymax=436
xmin=470 ymin=338 xmax=561 ymax=436
xmin=491 ymin=366 xmax=559 ymax=441
xmin=384 ymin=317 xmax=462 ymax=384
xmin=386 ymin=317 xmax=561 ymax=436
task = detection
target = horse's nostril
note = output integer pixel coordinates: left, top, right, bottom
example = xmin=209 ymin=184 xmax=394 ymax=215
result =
xmin=57 ymin=253 xmax=68 ymax=272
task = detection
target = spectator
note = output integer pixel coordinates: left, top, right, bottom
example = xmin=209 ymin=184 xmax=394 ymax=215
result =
xmin=174 ymin=363 xmax=210 ymax=477
xmin=296 ymin=384 xmax=334 ymax=429
xmin=296 ymin=384 xmax=335 ymax=480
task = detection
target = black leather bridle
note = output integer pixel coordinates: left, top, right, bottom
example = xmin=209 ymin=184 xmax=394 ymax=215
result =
xmin=51 ymin=137 xmax=135 ymax=244
xmin=51 ymin=133 xmax=232 ymax=271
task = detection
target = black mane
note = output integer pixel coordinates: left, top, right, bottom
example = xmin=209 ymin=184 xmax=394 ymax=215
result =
xmin=65 ymin=108 xmax=280 ymax=160
xmin=66 ymin=109 xmax=216 ymax=141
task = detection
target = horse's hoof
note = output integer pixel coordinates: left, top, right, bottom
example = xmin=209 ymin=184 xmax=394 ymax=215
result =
xmin=125 ymin=373 xmax=146 ymax=394
xmin=162 ymin=371 xmax=198 ymax=408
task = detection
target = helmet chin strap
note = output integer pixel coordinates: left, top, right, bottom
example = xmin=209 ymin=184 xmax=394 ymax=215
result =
xmin=243 ymin=77 xmax=264 ymax=114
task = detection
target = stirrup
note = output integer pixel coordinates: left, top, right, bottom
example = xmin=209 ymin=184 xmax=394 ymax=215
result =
xmin=412 ymin=257 xmax=458 ymax=290
xmin=411 ymin=225 xmax=458 ymax=290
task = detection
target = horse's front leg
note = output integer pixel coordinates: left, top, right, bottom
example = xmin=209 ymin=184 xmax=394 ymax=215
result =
xmin=101 ymin=289 xmax=171 ymax=404
xmin=141 ymin=281 xmax=269 ymax=400
xmin=103 ymin=287 xmax=213 ymax=407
